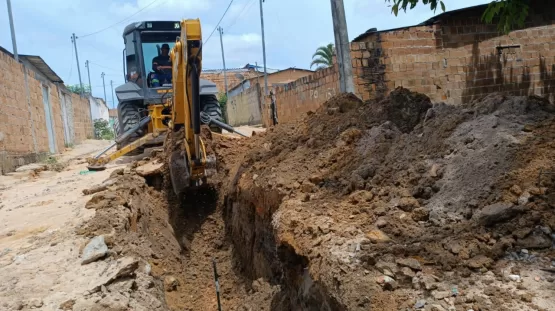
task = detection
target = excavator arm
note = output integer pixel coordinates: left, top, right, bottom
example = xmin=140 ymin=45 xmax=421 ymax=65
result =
xmin=167 ymin=19 xmax=211 ymax=194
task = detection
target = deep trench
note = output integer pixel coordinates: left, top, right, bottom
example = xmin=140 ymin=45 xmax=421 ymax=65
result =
xmin=145 ymin=169 xmax=343 ymax=310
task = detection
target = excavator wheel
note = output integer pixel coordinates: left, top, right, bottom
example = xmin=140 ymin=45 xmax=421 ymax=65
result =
xmin=117 ymin=101 xmax=145 ymax=155
xmin=201 ymin=95 xmax=223 ymax=133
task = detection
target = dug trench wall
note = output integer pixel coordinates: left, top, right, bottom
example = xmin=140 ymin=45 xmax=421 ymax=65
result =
xmin=79 ymin=88 xmax=555 ymax=310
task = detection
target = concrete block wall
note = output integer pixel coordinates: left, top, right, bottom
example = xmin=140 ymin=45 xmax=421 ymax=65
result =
xmin=262 ymin=66 xmax=340 ymax=126
xmin=265 ymin=3 xmax=555 ymax=125
xmin=227 ymin=83 xmax=262 ymax=126
xmin=0 ymin=49 xmax=93 ymax=173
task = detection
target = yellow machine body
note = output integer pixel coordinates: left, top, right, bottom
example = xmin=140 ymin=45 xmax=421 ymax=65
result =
xmin=87 ymin=19 xmax=211 ymax=192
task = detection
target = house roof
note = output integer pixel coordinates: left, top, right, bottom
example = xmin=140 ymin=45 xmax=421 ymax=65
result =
xmin=352 ymin=3 xmax=489 ymax=42
xmin=19 ymin=55 xmax=64 ymax=83
xmin=0 ymin=46 xmax=64 ymax=83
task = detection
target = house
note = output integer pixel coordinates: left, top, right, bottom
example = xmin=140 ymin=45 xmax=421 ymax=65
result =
xmin=262 ymin=0 xmax=555 ymax=125
xmin=0 ymin=46 xmax=94 ymax=173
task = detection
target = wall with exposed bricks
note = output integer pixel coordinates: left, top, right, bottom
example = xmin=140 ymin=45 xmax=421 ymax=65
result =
xmin=264 ymin=3 xmax=555 ymax=125
xmin=0 ymin=49 xmax=93 ymax=173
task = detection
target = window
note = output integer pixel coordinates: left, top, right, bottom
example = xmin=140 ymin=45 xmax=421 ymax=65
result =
xmin=142 ymin=42 xmax=176 ymax=74
xmin=125 ymin=33 xmax=138 ymax=82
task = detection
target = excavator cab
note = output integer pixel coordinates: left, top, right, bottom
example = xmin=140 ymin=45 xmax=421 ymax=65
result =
xmin=115 ymin=21 xmax=223 ymax=150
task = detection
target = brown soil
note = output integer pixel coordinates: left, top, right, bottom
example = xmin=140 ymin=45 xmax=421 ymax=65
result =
xmin=79 ymin=87 xmax=555 ymax=311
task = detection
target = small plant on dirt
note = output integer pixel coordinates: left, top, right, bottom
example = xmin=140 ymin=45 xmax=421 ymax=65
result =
xmin=218 ymin=92 xmax=229 ymax=123
xmin=43 ymin=156 xmax=58 ymax=165
xmin=94 ymin=119 xmax=115 ymax=140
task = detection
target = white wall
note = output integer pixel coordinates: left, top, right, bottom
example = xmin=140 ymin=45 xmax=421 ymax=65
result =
xmin=89 ymin=96 xmax=109 ymax=121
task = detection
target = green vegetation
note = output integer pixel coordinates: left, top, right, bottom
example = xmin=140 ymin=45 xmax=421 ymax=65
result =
xmin=218 ymin=92 xmax=229 ymax=123
xmin=93 ymin=119 xmax=115 ymax=140
xmin=385 ymin=0 xmax=529 ymax=33
xmin=310 ymin=43 xmax=334 ymax=70
xmin=65 ymin=84 xmax=91 ymax=95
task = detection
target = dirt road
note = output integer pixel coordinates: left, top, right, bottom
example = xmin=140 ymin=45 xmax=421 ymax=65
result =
xmin=0 ymin=140 xmax=129 ymax=310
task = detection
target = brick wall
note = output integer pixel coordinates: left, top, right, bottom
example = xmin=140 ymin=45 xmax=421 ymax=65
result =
xmin=0 ymin=49 xmax=93 ymax=173
xmin=201 ymin=70 xmax=261 ymax=95
xmin=261 ymin=66 xmax=340 ymax=126
xmin=227 ymin=83 xmax=262 ymax=126
xmin=265 ymin=3 xmax=555 ymax=125
xmin=353 ymin=3 xmax=555 ymax=105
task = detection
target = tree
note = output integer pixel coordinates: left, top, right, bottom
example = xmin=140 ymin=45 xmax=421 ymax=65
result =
xmin=93 ymin=119 xmax=115 ymax=140
xmin=65 ymin=84 xmax=91 ymax=95
xmin=310 ymin=43 xmax=335 ymax=70
xmin=385 ymin=0 xmax=529 ymax=34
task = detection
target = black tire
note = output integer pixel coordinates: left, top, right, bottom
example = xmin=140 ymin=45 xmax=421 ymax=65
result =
xmin=200 ymin=95 xmax=223 ymax=133
xmin=117 ymin=101 xmax=145 ymax=152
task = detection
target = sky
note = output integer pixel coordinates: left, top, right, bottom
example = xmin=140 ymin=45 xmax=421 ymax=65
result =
xmin=0 ymin=0 xmax=490 ymax=108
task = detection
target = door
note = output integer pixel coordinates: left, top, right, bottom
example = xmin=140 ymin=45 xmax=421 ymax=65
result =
xmin=42 ymin=86 xmax=56 ymax=153
xmin=59 ymin=90 xmax=73 ymax=146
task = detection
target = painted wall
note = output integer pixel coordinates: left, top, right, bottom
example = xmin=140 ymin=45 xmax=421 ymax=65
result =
xmin=227 ymin=83 xmax=262 ymax=126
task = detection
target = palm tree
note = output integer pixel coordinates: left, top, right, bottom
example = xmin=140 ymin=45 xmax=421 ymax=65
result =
xmin=310 ymin=43 xmax=334 ymax=70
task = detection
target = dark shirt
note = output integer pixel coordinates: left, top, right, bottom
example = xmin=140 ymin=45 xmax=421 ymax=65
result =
xmin=152 ymin=55 xmax=171 ymax=73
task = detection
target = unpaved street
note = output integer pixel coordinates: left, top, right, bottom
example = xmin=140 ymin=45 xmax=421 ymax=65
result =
xmin=0 ymin=140 xmax=123 ymax=310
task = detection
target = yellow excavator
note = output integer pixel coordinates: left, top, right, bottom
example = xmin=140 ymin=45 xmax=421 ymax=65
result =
xmin=87 ymin=19 xmax=245 ymax=195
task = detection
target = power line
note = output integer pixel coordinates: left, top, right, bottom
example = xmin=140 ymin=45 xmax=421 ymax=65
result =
xmin=88 ymin=61 xmax=121 ymax=73
xmin=226 ymin=0 xmax=256 ymax=31
xmin=204 ymin=0 xmax=236 ymax=44
xmin=78 ymin=0 xmax=162 ymax=38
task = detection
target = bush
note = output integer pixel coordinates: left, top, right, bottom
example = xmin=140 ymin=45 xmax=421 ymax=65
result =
xmin=94 ymin=119 xmax=115 ymax=140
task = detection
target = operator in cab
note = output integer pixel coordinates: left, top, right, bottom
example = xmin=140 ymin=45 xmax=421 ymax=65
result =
xmin=151 ymin=43 xmax=172 ymax=87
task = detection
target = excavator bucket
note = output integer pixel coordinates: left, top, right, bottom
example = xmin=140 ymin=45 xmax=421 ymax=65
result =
xmin=169 ymin=150 xmax=191 ymax=196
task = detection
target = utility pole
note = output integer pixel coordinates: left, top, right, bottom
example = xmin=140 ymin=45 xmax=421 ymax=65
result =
xmin=258 ymin=0 xmax=269 ymax=96
xmin=6 ymin=0 xmax=18 ymax=61
xmin=217 ymin=26 xmax=229 ymax=99
xmin=71 ymin=33 xmax=84 ymax=96
xmin=85 ymin=60 xmax=92 ymax=94
xmin=110 ymin=80 xmax=115 ymax=109
xmin=330 ymin=0 xmax=354 ymax=93
xmin=101 ymin=72 xmax=107 ymax=103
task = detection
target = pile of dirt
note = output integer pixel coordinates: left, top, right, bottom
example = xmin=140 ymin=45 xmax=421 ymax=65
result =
xmin=76 ymin=86 xmax=555 ymax=311
xmin=217 ymin=88 xmax=555 ymax=310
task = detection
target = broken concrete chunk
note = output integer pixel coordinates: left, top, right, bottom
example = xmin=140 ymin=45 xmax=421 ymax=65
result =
xmin=396 ymin=257 xmax=422 ymax=271
xmin=473 ymin=202 xmax=520 ymax=226
xmin=135 ymin=161 xmax=164 ymax=177
xmin=81 ymin=236 xmax=108 ymax=265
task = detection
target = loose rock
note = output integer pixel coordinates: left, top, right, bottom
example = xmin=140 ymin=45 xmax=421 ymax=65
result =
xmin=81 ymin=236 xmax=108 ymax=265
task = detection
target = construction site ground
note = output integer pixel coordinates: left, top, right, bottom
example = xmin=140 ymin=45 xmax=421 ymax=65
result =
xmin=2 ymin=89 xmax=555 ymax=311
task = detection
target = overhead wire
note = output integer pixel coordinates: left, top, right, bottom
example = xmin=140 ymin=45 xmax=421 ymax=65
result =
xmin=78 ymin=0 xmax=162 ymax=38
xmin=88 ymin=61 xmax=121 ymax=73
xmin=226 ymin=0 xmax=256 ymax=31
xmin=204 ymin=0 xmax=236 ymax=44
